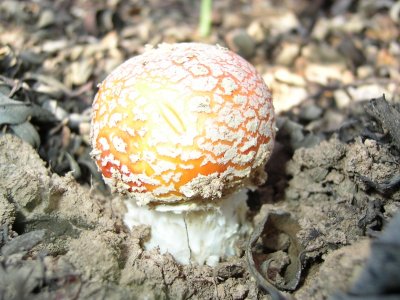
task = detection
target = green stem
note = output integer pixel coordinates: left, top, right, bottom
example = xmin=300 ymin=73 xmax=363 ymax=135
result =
xmin=199 ymin=0 xmax=212 ymax=37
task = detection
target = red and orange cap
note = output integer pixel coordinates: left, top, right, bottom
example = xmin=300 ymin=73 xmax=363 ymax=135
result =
xmin=91 ymin=43 xmax=275 ymax=205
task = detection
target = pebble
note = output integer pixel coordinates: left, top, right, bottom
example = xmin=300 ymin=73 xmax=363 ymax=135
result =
xmin=357 ymin=65 xmax=374 ymax=79
xmin=164 ymin=26 xmax=193 ymax=43
xmin=37 ymin=9 xmax=56 ymax=29
xmin=312 ymin=18 xmax=331 ymax=40
xmin=214 ymin=261 xmax=245 ymax=279
xmin=264 ymin=71 xmax=307 ymax=114
xmin=311 ymin=15 xmax=366 ymax=41
xmin=330 ymin=0 xmax=353 ymax=16
xmin=67 ymin=59 xmax=94 ymax=86
xmin=263 ymin=11 xmax=301 ymax=36
xmin=225 ymin=28 xmax=256 ymax=59
xmin=274 ymin=67 xmax=306 ymax=86
xmin=302 ymin=43 xmax=346 ymax=64
xmin=334 ymin=89 xmax=352 ymax=109
xmin=331 ymin=15 xmax=366 ymax=34
xmin=348 ymin=84 xmax=390 ymax=102
xmin=305 ymin=64 xmax=343 ymax=85
xmin=305 ymin=63 xmax=354 ymax=85
xmin=389 ymin=41 xmax=400 ymax=56
xmin=366 ymin=14 xmax=399 ymax=42
xmin=275 ymin=42 xmax=301 ymax=66
xmin=246 ymin=21 xmax=265 ymax=43
xmin=100 ymin=31 xmax=119 ymax=50
xmin=42 ymin=100 xmax=68 ymax=121
xmin=299 ymin=105 xmax=323 ymax=121
xmin=390 ymin=1 xmax=400 ymax=24
xmin=223 ymin=12 xmax=246 ymax=29
xmin=321 ymin=110 xmax=346 ymax=132
xmin=364 ymin=44 xmax=379 ymax=62
xmin=341 ymin=15 xmax=367 ymax=33
xmin=377 ymin=48 xmax=398 ymax=67
xmin=41 ymin=39 xmax=69 ymax=53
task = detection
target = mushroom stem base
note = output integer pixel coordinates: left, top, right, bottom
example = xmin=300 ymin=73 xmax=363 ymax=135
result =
xmin=123 ymin=189 xmax=252 ymax=266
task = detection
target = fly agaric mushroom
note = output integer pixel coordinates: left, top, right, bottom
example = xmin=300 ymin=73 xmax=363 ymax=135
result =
xmin=90 ymin=43 xmax=275 ymax=266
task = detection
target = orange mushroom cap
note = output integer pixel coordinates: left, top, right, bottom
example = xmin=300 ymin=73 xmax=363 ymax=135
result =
xmin=91 ymin=43 xmax=275 ymax=206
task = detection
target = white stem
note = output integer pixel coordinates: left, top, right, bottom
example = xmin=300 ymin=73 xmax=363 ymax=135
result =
xmin=123 ymin=189 xmax=252 ymax=266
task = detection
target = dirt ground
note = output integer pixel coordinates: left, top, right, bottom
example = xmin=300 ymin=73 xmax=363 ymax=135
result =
xmin=1 ymin=1 xmax=400 ymax=299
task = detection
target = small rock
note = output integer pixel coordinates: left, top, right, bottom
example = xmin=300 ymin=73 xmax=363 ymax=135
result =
xmin=306 ymin=110 xmax=344 ymax=133
xmin=275 ymin=42 xmax=301 ymax=66
xmin=302 ymin=43 xmax=346 ymax=65
xmin=390 ymin=1 xmax=400 ymax=24
xmin=364 ymin=44 xmax=379 ymax=62
xmin=305 ymin=63 xmax=352 ymax=85
xmin=223 ymin=13 xmax=246 ymax=29
xmin=264 ymin=71 xmax=307 ymax=113
xmin=225 ymin=28 xmax=256 ymax=59
xmin=299 ymin=105 xmax=323 ymax=121
xmin=312 ymin=18 xmax=331 ymax=40
xmin=138 ymin=21 xmax=152 ymax=41
xmin=274 ymin=68 xmax=306 ymax=86
xmin=321 ymin=110 xmax=346 ymax=132
xmin=326 ymin=15 xmax=366 ymax=35
xmin=357 ymin=65 xmax=374 ymax=79
xmin=164 ymin=26 xmax=192 ymax=43
xmin=330 ymin=0 xmax=353 ymax=16
xmin=37 ymin=9 xmax=56 ymax=29
xmin=263 ymin=11 xmax=301 ymax=37
xmin=41 ymin=39 xmax=69 ymax=53
xmin=42 ymin=100 xmax=69 ymax=121
xmin=389 ymin=41 xmax=400 ymax=56
xmin=214 ymin=260 xmax=245 ymax=280
xmin=366 ymin=14 xmax=399 ymax=42
xmin=334 ymin=89 xmax=352 ymax=109
xmin=377 ymin=48 xmax=399 ymax=68
xmin=100 ymin=31 xmax=119 ymax=50
xmin=67 ymin=59 xmax=94 ymax=86
xmin=341 ymin=14 xmax=367 ymax=33
xmin=348 ymin=85 xmax=390 ymax=102
xmin=246 ymin=21 xmax=265 ymax=43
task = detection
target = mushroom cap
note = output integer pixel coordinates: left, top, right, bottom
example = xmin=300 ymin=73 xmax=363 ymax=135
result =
xmin=91 ymin=43 xmax=275 ymax=206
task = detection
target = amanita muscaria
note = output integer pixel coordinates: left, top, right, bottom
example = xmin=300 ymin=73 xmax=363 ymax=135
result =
xmin=90 ymin=43 xmax=275 ymax=265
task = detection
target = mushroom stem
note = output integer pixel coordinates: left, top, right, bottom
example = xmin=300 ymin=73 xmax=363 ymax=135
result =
xmin=124 ymin=189 xmax=252 ymax=266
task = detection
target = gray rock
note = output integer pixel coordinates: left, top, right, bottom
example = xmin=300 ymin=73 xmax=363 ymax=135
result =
xmin=225 ymin=29 xmax=256 ymax=59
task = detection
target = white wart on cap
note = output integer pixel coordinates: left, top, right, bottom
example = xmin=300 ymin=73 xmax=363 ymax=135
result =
xmin=91 ymin=43 xmax=275 ymax=206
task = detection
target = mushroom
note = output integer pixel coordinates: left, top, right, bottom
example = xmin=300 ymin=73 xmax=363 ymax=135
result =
xmin=90 ymin=43 xmax=275 ymax=266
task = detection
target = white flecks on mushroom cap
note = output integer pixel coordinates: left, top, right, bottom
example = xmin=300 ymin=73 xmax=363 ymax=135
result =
xmin=90 ymin=43 xmax=275 ymax=205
